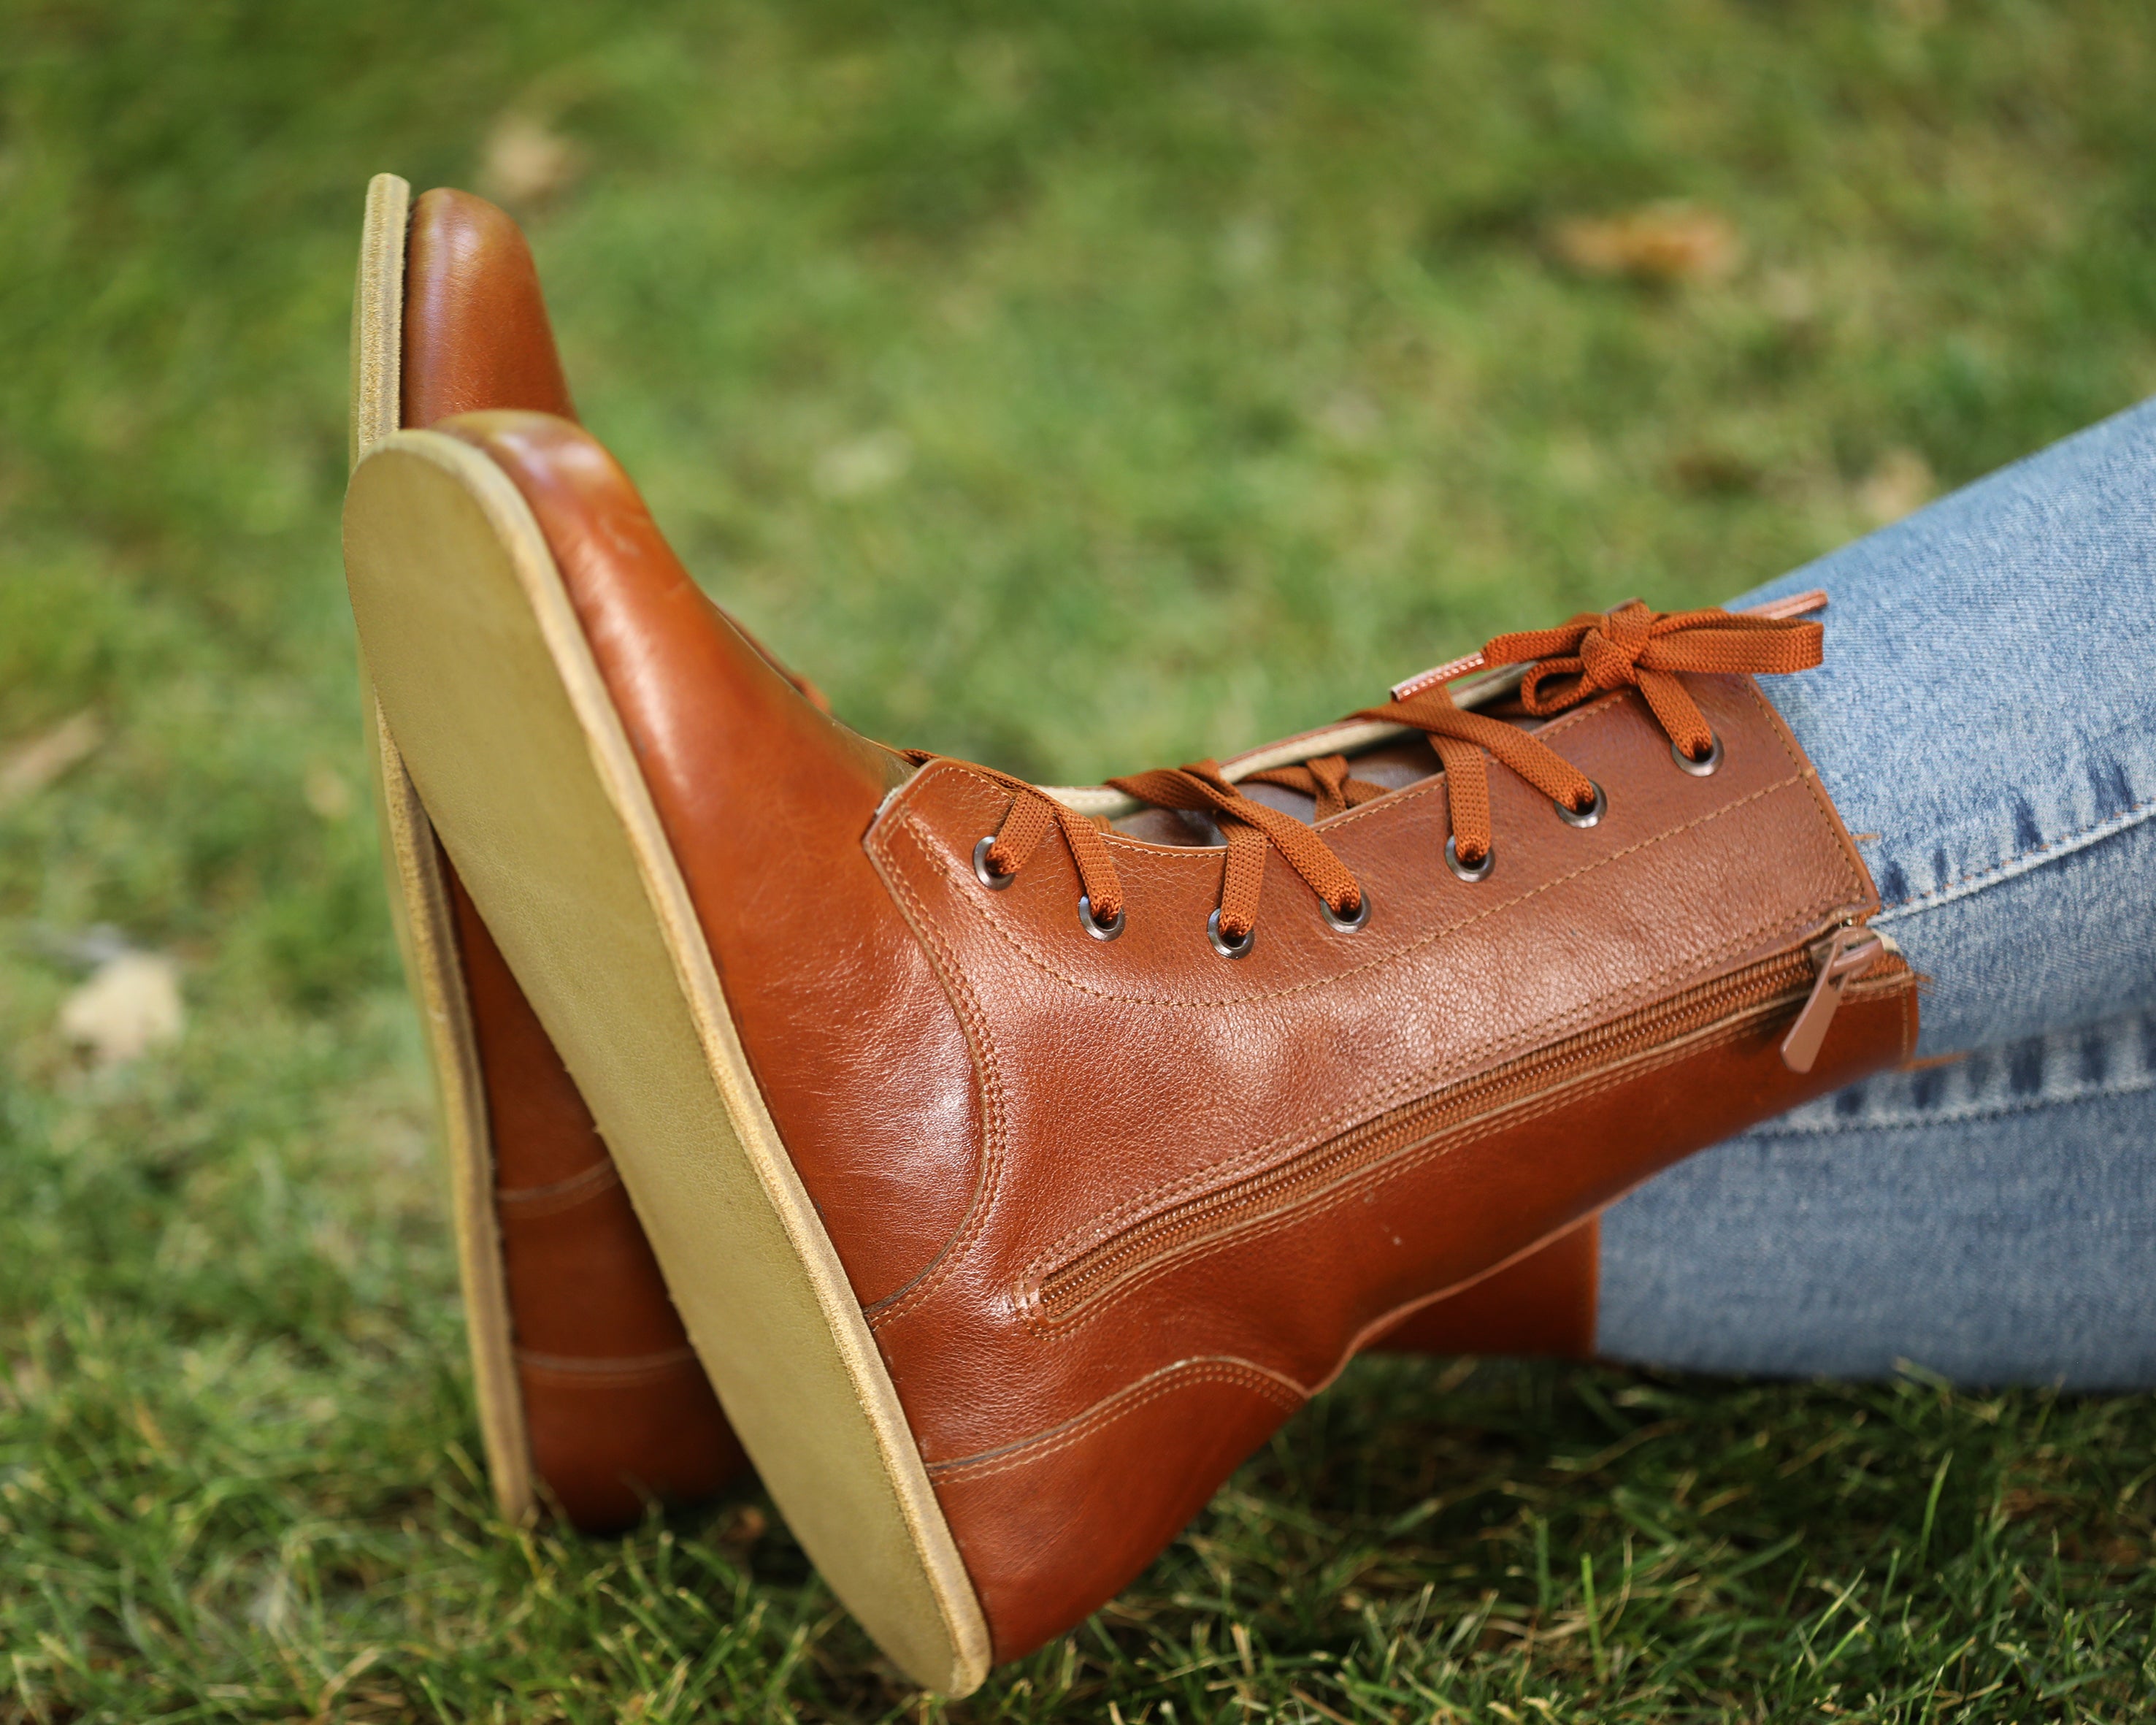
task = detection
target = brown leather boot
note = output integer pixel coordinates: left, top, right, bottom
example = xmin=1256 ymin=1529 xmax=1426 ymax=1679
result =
xmin=344 ymin=402 xmax=1914 ymax=1689
xmin=353 ymin=175 xmax=743 ymax=1531
xmin=350 ymin=178 xmax=1600 ymax=1530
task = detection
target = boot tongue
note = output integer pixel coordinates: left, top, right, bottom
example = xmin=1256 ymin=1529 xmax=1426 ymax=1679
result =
xmin=1109 ymin=736 xmax=1442 ymax=843
xmin=1105 ymin=705 xmax=1549 ymax=841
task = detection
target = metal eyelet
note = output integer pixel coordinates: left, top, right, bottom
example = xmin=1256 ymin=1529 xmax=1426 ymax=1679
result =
xmin=972 ymin=835 xmax=1015 ymax=890
xmin=1672 ymin=732 xmax=1723 ymax=777
xmin=1207 ymin=909 xmax=1256 ymax=960
xmin=1445 ymin=836 xmax=1494 ymax=882
xmin=1554 ymin=779 xmax=1606 ymax=829
xmin=1320 ymin=885 xmax=1373 ymax=933
xmin=1078 ymin=895 xmax=1124 ymax=942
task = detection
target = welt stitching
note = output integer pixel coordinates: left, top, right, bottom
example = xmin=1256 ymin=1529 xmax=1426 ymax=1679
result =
xmin=1018 ymin=882 xmax=1852 ymax=1283
xmin=1878 ymin=792 xmax=2156 ymax=913
xmin=926 ymin=1361 xmax=1305 ymax=1483
xmin=1028 ymin=1012 xmax=1782 ymax=1337
xmin=860 ymin=818 xmax=1010 ymax=1330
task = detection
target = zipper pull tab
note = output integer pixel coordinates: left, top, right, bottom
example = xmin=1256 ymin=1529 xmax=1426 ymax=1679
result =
xmin=1780 ymin=925 xmax=1884 ymax=1074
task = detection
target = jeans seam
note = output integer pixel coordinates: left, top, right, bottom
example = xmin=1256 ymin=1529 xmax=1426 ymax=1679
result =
xmin=1741 ymin=1070 xmax=2156 ymax=1137
xmin=1872 ymin=794 xmax=2156 ymax=925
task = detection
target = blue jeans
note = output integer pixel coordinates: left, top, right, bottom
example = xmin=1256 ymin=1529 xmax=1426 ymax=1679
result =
xmin=1593 ymin=398 xmax=2156 ymax=1388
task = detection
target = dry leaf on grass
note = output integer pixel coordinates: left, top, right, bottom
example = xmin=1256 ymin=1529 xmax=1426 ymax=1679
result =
xmin=1551 ymin=202 xmax=1743 ymax=285
xmin=0 ymin=711 xmax=101 ymax=807
xmin=304 ymin=762 xmax=353 ymax=822
xmin=814 ymin=430 xmax=910 ymax=498
xmin=1858 ymin=448 xmax=1936 ymax=527
xmin=1313 ymin=389 xmax=1381 ymax=448
xmin=58 ymin=950 xmax=185 ymax=1066
xmin=1669 ymin=445 xmax=1765 ymax=497
xmin=478 ymin=115 xmax=583 ymax=207
xmin=1760 ymin=267 xmax=1817 ymax=327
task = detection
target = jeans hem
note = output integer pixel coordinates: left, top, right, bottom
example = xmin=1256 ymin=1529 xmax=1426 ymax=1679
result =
xmin=1742 ymin=1071 xmax=2156 ymax=1138
xmin=1871 ymin=793 xmax=2156 ymax=925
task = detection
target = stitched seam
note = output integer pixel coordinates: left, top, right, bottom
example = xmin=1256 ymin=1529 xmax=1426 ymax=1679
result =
xmin=1022 ymin=890 xmax=1858 ymax=1277
xmin=927 ymin=701 xmax=1726 ymax=1001
xmin=1060 ymin=965 xmax=1911 ymax=1329
xmin=863 ymin=678 xmax=1869 ymax=1317
xmin=861 ymin=817 xmax=1010 ymax=1329
xmin=1021 ymin=887 xmax=1858 ymax=1280
xmin=1875 ymin=794 xmax=2156 ymax=921
xmin=1746 ymin=1071 xmax=2156 ymax=1137
xmin=926 ymin=1360 xmax=1305 ymax=1483
xmin=494 ymin=1158 xmax=623 ymax=1217
xmin=516 ymin=1345 xmax=699 ymax=1377
xmin=921 ymin=768 xmax=1838 ymax=1011
xmin=1031 ymin=1012 xmax=1787 ymax=1337
xmin=1741 ymin=673 xmax=1872 ymax=909
xmin=1037 ymin=967 xmax=1914 ymax=1336
xmin=1899 ymin=956 xmax=1919 ymax=1064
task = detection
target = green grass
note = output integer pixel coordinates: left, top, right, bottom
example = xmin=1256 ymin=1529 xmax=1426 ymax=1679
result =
xmin=5 ymin=1 xmax=2156 ymax=1718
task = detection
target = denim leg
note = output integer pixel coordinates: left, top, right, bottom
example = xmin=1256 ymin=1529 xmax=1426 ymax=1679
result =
xmin=1733 ymin=394 xmax=2156 ymax=1052
xmin=1597 ymin=1011 xmax=2156 ymax=1389
xmin=1595 ymin=402 xmax=2156 ymax=1382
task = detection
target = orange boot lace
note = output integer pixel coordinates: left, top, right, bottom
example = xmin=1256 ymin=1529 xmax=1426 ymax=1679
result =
xmin=934 ymin=600 xmax=1824 ymax=954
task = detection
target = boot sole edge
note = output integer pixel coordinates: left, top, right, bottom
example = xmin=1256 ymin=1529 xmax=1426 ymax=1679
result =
xmin=343 ymin=429 xmax=991 ymax=1694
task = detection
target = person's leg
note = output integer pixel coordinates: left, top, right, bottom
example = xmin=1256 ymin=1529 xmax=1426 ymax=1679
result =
xmin=1738 ymin=396 xmax=2156 ymax=1052
xmin=1592 ymin=399 xmax=2156 ymax=1384
xmin=1596 ymin=1009 xmax=2156 ymax=1388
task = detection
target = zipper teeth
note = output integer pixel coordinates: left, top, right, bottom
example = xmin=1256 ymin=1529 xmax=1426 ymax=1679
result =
xmin=1034 ymin=946 xmax=1818 ymax=1317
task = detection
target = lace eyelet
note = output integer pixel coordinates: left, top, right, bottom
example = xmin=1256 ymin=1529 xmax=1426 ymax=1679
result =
xmin=1554 ymin=779 xmax=1606 ymax=829
xmin=1078 ymin=895 xmax=1124 ymax=942
xmin=1320 ymin=885 xmax=1372 ymax=933
xmin=1207 ymin=909 xmax=1256 ymax=960
xmin=1671 ymin=732 xmax=1723 ymax=776
xmin=1445 ymin=836 xmax=1494 ymax=883
xmin=972 ymin=835 xmax=1016 ymax=890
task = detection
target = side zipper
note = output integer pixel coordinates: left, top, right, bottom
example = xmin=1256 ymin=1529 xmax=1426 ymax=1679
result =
xmin=1029 ymin=922 xmax=1892 ymax=1323
xmin=1779 ymin=924 xmax=1886 ymax=1075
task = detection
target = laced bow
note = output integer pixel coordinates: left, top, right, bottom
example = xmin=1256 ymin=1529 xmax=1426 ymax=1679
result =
xmin=938 ymin=599 xmax=1822 ymax=945
xmin=1483 ymin=599 xmax=1822 ymax=762
xmin=1357 ymin=600 xmax=1821 ymax=868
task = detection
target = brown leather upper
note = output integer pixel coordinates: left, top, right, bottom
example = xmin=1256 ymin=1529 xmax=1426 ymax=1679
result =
xmin=401 ymin=189 xmax=739 ymax=1529
xmin=403 ymin=190 xmax=577 ymax=427
xmin=1371 ymin=1215 xmax=1597 ymax=1358
xmin=437 ymin=410 xmax=1917 ymax=1661
xmin=449 ymin=871 xmax=743 ymax=1528
xmin=391 ymin=187 xmax=1600 ymax=1534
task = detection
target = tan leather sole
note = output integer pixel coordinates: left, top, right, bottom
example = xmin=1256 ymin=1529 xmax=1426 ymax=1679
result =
xmin=349 ymin=170 xmax=540 ymax=1523
xmin=342 ymin=430 xmax=992 ymax=1694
